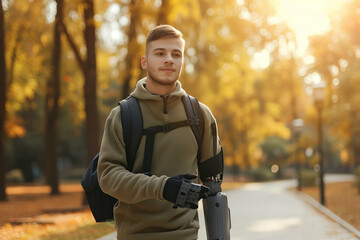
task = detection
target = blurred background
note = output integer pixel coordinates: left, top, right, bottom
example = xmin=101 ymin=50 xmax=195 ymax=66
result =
xmin=0 ymin=0 xmax=360 ymax=199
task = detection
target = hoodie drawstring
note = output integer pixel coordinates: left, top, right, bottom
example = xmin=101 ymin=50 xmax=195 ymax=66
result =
xmin=161 ymin=95 xmax=169 ymax=114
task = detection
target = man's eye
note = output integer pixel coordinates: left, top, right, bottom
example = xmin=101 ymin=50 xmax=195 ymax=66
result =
xmin=156 ymin=52 xmax=164 ymax=56
xmin=173 ymin=53 xmax=181 ymax=57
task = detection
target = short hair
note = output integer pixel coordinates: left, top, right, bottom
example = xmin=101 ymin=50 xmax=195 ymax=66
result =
xmin=146 ymin=25 xmax=185 ymax=53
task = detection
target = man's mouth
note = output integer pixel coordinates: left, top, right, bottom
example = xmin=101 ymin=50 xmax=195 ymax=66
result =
xmin=160 ymin=67 xmax=176 ymax=72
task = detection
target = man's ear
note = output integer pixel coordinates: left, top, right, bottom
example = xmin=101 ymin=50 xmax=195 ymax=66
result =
xmin=141 ymin=56 xmax=147 ymax=70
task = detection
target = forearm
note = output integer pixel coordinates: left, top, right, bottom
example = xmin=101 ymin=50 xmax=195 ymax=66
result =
xmin=98 ymin=160 xmax=168 ymax=204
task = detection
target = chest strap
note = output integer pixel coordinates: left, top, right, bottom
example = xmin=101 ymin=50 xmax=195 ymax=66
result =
xmin=142 ymin=119 xmax=198 ymax=174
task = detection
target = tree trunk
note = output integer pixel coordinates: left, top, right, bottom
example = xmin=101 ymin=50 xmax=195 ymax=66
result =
xmin=44 ymin=0 xmax=63 ymax=195
xmin=0 ymin=0 xmax=7 ymax=201
xmin=121 ymin=0 xmax=140 ymax=99
xmin=81 ymin=0 xmax=99 ymax=206
xmin=157 ymin=0 xmax=169 ymax=25
xmin=83 ymin=0 xmax=99 ymax=162
xmin=61 ymin=0 xmax=99 ymax=204
xmin=8 ymin=25 xmax=23 ymax=87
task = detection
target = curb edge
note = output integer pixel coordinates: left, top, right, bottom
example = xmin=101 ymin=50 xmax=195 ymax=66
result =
xmin=297 ymin=191 xmax=360 ymax=239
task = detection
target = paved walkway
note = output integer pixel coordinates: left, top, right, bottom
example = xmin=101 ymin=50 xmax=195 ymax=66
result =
xmin=98 ymin=174 xmax=359 ymax=240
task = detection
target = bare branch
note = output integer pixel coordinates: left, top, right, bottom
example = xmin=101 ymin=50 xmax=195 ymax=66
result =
xmin=60 ymin=22 xmax=86 ymax=74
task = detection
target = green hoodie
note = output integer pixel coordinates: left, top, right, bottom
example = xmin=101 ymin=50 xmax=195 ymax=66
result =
xmin=98 ymin=78 xmax=221 ymax=240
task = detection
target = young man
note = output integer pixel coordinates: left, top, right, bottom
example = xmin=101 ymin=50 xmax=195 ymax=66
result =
xmin=98 ymin=25 xmax=223 ymax=240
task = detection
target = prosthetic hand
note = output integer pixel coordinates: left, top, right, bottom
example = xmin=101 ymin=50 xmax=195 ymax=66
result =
xmin=163 ymin=174 xmax=209 ymax=209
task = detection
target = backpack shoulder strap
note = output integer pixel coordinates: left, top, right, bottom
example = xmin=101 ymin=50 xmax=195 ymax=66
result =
xmin=181 ymin=95 xmax=205 ymax=161
xmin=119 ymin=96 xmax=143 ymax=171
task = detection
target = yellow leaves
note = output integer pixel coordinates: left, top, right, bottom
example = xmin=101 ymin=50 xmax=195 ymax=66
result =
xmin=8 ymin=79 xmax=38 ymax=104
xmin=265 ymin=102 xmax=281 ymax=118
xmin=260 ymin=118 xmax=291 ymax=139
xmin=168 ymin=0 xmax=201 ymax=22
xmin=220 ymin=83 xmax=235 ymax=101
xmin=40 ymin=33 xmax=51 ymax=46
xmin=32 ymin=45 xmax=40 ymax=55
xmin=94 ymin=15 xmax=103 ymax=29
xmin=0 ymin=212 xmax=97 ymax=240
xmin=77 ymin=2 xmax=86 ymax=16
xmin=16 ymin=0 xmax=31 ymax=13
xmin=24 ymin=79 xmax=37 ymax=100
xmin=340 ymin=149 xmax=350 ymax=164
xmin=76 ymin=109 xmax=86 ymax=125
xmin=58 ymin=73 xmax=87 ymax=126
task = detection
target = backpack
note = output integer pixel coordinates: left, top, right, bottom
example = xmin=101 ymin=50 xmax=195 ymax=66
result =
xmin=81 ymin=94 xmax=205 ymax=222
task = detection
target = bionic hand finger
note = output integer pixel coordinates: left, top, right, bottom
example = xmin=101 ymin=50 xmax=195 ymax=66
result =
xmin=173 ymin=180 xmax=209 ymax=209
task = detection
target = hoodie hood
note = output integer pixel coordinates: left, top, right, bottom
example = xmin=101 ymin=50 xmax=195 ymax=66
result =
xmin=130 ymin=77 xmax=187 ymax=101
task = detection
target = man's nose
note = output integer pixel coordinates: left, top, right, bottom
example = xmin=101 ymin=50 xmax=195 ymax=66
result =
xmin=164 ymin=53 xmax=174 ymax=64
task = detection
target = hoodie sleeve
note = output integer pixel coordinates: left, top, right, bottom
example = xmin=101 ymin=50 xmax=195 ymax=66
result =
xmin=198 ymin=102 xmax=222 ymax=162
xmin=97 ymin=106 xmax=168 ymax=204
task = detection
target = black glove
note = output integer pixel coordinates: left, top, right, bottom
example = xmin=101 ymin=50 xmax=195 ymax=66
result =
xmin=163 ymin=174 xmax=209 ymax=209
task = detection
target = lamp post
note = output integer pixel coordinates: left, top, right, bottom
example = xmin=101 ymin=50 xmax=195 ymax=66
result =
xmin=313 ymin=81 xmax=326 ymax=205
xmin=292 ymin=118 xmax=304 ymax=191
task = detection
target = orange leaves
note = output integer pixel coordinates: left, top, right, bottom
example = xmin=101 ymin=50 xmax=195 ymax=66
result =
xmin=63 ymin=74 xmax=72 ymax=83
xmin=5 ymin=118 xmax=26 ymax=138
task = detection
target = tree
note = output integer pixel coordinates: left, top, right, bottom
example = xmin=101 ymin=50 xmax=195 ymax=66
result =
xmin=157 ymin=0 xmax=169 ymax=25
xmin=307 ymin=0 xmax=360 ymax=169
xmin=83 ymin=0 xmax=99 ymax=162
xmin=3 ymin=0 xmax=53 ymax=184
xmin=62 ymin=0 xmax=99 ymax=163
xmin=44 ymin=0 xmax=64 ymax=195
xmin=176 ymin=0 xmax=293 ymax=170
xmin=121 ymin=0 xmax=141 ymax=99
xmin=0 ymin=0 xmax=7 ymax=201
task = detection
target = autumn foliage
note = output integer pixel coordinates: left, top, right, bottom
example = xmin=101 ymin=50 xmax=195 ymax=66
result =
xmin=1 ymin=0 xmax=359 ymax=198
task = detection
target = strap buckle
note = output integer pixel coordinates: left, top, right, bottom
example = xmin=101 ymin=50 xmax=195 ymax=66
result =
xmin=162 ymin=123 xmax=170 ymax=132
xmin=190 ymin=117 xmax=200 ymax=126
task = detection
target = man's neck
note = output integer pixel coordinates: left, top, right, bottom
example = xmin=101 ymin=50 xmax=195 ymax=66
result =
xmin=145 ymin=79 xmax=177 ymax=95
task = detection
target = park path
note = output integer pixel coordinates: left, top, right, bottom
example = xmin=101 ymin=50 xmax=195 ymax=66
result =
xmin=99 ymin=174 xmax=359 ymax=240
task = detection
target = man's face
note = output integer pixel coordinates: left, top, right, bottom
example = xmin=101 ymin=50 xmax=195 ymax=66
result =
xmin=141 ymin=37 xmax=184 ymax=88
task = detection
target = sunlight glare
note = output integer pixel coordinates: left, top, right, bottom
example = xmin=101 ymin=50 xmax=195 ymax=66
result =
xmin=274 ymin=0 xmax=348 ymax=55
xmin=277 ymin=0 xmax=330 ymax=36
xmin=44 ymin=1 xmax=57 ymax=24
xmin=251 ymin=49 xmax=270 ymax=69
xmin=304 ymin=72 xmax=322 ymax=85
xmin=271 ymin=164 xmax=279 ymax=174
xmin=2 ymin=0 xmax=9 ymax=10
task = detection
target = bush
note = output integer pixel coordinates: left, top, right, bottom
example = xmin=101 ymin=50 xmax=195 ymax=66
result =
xmin=301 ymin=169 xmax=318 ymax=187
xmin=248 ymin=168 xmax=275 ymax=182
